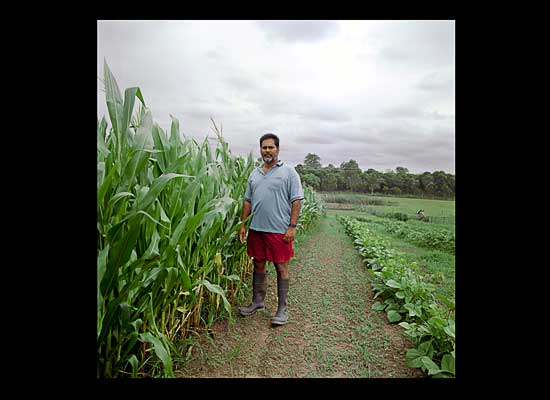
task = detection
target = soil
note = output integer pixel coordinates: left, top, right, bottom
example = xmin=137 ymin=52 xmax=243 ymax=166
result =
xmin=174 ymin=213 xmax=425 ymax=378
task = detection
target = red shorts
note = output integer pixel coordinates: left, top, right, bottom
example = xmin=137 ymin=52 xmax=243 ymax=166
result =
xmin=247 ymin=229 xmax=294 ymax=263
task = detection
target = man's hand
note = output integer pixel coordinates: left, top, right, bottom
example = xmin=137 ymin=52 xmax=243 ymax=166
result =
xmin=283 ymin=226 xmax=296 ymax=243
xmin=238 ymin=224 xmax=247 ymax=244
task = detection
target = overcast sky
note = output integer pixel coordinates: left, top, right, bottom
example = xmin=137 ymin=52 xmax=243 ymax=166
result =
xmin=97 ymin=20 xmax=455 ymax=174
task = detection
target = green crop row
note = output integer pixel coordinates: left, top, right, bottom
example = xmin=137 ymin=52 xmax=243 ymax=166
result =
xmin=381 ymin=220 xmax=455 ymax=255
xmin=339 ymin=216 xmax=455 ymax=378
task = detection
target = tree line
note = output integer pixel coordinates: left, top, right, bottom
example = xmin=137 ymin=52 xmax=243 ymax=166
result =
xmin=292 ymin=153 xmax=455 ymax=200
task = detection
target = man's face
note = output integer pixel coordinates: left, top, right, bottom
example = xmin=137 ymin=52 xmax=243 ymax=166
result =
xmin=261 ymin=139 xmax=279 ymax=164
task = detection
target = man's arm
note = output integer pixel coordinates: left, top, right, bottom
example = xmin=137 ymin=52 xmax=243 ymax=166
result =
xmin=238 ymin=200 xmax=252 ymax=244
xmin=289 ymin=199 xmax=301 ymax=226
xmin=283 ymin=199 xmax=301 ymax=243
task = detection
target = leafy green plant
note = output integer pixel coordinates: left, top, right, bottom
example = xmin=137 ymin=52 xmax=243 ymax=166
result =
xmin=97 ymin=61 xmax=256 ymax=377
xmin=339 ymin=216 xmax=455 ymax=377
xmin=298 ymin=185 xmax=326 ymax=232
xmin=383 ymin=220 xmax=455 ymax=255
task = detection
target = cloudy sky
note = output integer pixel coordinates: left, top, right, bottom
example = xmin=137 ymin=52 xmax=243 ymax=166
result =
xmin=97 ymin=20 xmax=455 ymax=174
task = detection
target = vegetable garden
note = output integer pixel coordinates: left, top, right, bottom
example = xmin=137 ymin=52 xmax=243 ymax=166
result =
xmin=97 ymin=63 xmax=455 ymax=378
xmin=339 ymin=216 xmax=455 ymax=377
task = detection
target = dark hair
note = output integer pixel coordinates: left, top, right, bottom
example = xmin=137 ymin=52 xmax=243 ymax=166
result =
xmin=259 ymin=133 xmax=279 ymax=148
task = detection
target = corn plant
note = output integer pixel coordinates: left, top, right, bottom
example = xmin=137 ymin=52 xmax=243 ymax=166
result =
xmin=97 ymin=62 xmax=325 ymax=378
xmin=297 ymin=185 xmax=325 ymax=233
xmin=98 ymin=61 xmax=255 ymax=377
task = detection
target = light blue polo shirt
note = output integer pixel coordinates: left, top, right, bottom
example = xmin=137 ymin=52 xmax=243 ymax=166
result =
xmin=244 ymin=160 xmax=304 ymax=234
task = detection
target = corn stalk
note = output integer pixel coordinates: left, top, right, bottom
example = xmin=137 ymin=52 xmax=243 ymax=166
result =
xmin=97 ymin=62 xmax=254 ymax=378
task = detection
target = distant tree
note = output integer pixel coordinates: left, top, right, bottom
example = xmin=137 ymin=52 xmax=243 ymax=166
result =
xmin=340 ymin=159 xmax=360 ymax=171
xmin=390 ymin=186 xmax=402 ymax=195
xmin=377 ymin=176 xmax=388 ymax=193
xmin=294 ymin=156 xmax=454 ymax=197
xmin=322 ymin=173 xmax=338 ymax=191
xmin=409 ymin=175 xmax=422 ymax=196
xmin=419 ymin=172 xmax=434 ymax=196
xmin=362 ymin=171 xmax=376 ymax=194
xmin=302 ymin=173 xmax=320 ymax=190
xmin=396 ymin=166 xmax=409 ymax=174
xmin=365 ymin=169 xmax=382 ymax=194
xmin=336 ymin=174 xmax=348 ymax=191
xmin=304 ymin=153 xmax=322 ymax=169
xmin=395 ymin=167 xmax=413 ymax=195
xmin=340 ymin=160 xmax=362 ymax=191
xmin=432 ymin=170 xmax=452 ymax=198
xmin=447 ymin=174 xmax=456 ymax=195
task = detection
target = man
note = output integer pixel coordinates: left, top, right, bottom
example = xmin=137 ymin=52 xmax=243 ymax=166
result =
xmin=238 ymin=133 xmax=304 ymax=326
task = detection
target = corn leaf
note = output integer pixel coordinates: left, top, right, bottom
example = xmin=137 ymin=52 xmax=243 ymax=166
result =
xmin=199 ymin=279 xmax=231 ymax=314
xmin=140 ymin=332 xmax=174 ymax=377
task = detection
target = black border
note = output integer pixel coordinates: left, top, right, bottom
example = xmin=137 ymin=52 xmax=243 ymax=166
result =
xmin=89 ymin=13 xmax=465 ymax=390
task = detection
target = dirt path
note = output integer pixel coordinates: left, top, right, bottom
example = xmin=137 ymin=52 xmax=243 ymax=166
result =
xmin=175 ymin=213 xmax=424 ymax=378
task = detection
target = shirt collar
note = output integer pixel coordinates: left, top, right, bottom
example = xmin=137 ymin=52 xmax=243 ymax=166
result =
xmin=260 ymin=160 xmax=284 ymax=169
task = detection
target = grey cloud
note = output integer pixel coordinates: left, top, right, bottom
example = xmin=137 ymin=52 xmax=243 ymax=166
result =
xmin=378 ymin=46 xmax=410 ymax=62
xmin=98 ymin=20 xmax=160 ymax=44
xmin=98 ymin=21 xmax=454 ymax=174
xmin=375 ymin=21 xmax=454 ymax=68
xmin=326 ymin=137 xmax=454 ymax=174
xmin=299 ymin=105 xmax=351 ymax=122
xmin=254 ymin=91 xmax=303 ymax=116
xmin=336 ymin=131 xmax=385 ymax=145
xmin=257 ymin=20 xmax=340 ymax=43
xmin=379 ymin=105 xmax=454 ymax=121
xmin=295 ymin=135 xmax=337 ymax=145
xmin=261 ymin=91 xmax=352 ymax=123
xmin=317 ymin=121 xmax=454 ymax=172
xmin=417 ymin=71 xmax=454 ymax=92
xmin=375 ymin=131 xmax=454 ymax=160
xmin=378 ymin=43 xmax=452 ymax=68
xmin=223 ymin=74 xmax=261 ymax=93
xmin=217 ymin=68 xmax=300 ymax=116
xmin=427 ymin=111 xmax=454 ymax=120
xmin=205 ymin=49 xmax=222 ymax=60
xmin=220 ymin=65 xmax=267 ymax=93
xmin=379 ymin=106 xmax=424 ymax=119
xmin=219 ymin=66 xmax=351 ymax=123
xmin=180 ymin=108 xmax=217 ymax=124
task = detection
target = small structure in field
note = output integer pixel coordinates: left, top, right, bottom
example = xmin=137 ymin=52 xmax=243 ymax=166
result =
xmin=416 ymin=209 xmax=428 ymax=222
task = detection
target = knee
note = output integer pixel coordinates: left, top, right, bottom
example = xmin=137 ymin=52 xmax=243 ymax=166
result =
xmin=253 ymin=259 xmax=266 ymax=272
xmin=274 ymin=263 xmax=289 ymax=278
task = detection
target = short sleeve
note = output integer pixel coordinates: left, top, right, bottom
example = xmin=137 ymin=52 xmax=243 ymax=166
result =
xmin=288 ymin=167 xmax=304 ymax=202
xmin=244 ymin=177 xmax=252 ymax=202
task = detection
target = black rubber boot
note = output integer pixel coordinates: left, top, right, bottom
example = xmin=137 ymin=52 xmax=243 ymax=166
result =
xmin=271 ymin=278 xmax=289 ymax=325
xmin=239 ymin=272 xmax=267 ymax=316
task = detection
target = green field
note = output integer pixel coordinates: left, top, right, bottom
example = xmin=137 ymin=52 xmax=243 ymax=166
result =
xmin=319 ymin=192 xmax=455 ymax=227
xmin=323 ymin=192 xmax=456 ymax=302
xmin=338 ymin=213 xmax=455 ymax=377
xmin=318 ymin=192 xmax=455 ymax=218
xmin=348 ymin=213 xmax=455 ymax=301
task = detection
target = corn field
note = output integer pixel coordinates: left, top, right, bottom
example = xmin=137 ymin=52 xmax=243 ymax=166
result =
xmin=97 ymin=62 xmax=324 ymax=378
